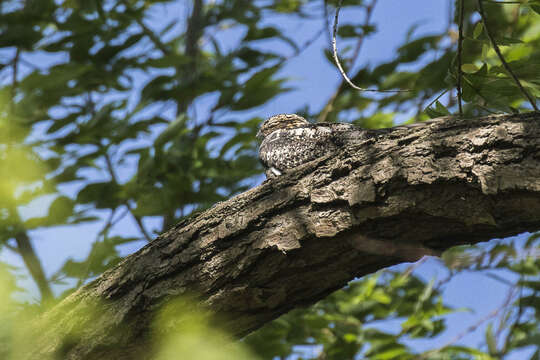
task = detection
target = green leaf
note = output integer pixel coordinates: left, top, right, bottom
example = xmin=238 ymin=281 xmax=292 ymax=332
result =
xmin=397 ymin=35 xmax=441 ymax=63
xmin=76 ymin=182 xmax=122 ymax=209
xmin=496 ymin=37 xmax=524 ymax=46
xmin=47 ymin=195 xmax=75 ymax=225
xmin=25 ymin=196 xmax=75 ymax=228
xmin=231 ymin=66 xmax=291 ymax=110
xmin=425 ymin=101 xmax=450 ymax=118
xmin=219 ymin=132 xmax=255 ymax=157
xmin=461 ymin=63 xmax=479 ymax=74
xmin=244 ymin=26 xmax=280 ymax=41
xmin=525 ymin=232 xmax=540 ymax=248
xmin=141 ymin=54 xmax=191 ymax=69
xmin=473 ymin=22 xmax=483 ymax=39
xmin=485 ymin=324 xmax=497 ymax=355
xmin=338 ymin=24 xmax=361 ymax=38
xmin=153 ymin=114 xmax=188 ymax=149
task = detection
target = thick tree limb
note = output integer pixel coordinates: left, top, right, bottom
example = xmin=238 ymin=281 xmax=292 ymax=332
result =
xmin=27 ymin=112 xmax=540 ymax=360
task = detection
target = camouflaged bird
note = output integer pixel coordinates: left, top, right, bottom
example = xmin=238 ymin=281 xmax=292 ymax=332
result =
xmin=257 ymin=114 xmax=362 ymax=179
xmin=257 ymin=113 xmax=454 ymax=179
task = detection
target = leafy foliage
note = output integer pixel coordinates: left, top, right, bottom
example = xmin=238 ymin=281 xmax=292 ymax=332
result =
xmin=0 ymin=0 xmax=538 ymax=358
xmin=247 ymin=237 xmax=540 ymax=359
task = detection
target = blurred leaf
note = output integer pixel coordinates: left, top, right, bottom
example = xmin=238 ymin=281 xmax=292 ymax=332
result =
xmin=397 ymin=35 xmax=441 ymax=63
xmin=76 ymin=182 xmax=122 ymax=209
xmin=462 ymin=63 xmax=479 ymax=74
xmin=153 ymin=114 xmax=188 ymax=149
xmin=231 ymin=65 xmax=290 ymax=110
xmin=425 ymin=100 xmax=450 ymax=118
xmin=244 ymin=26 xmax=280 ymax=41
xmin=473 ymin=22 xmax=483 ymax=39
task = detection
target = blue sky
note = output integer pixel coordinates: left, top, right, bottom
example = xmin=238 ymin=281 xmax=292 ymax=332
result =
xmin=1 ymin=0 xmax=536 ymax=357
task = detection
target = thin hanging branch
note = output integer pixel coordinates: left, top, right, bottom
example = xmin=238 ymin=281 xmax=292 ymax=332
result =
xmin=319 ymin=0 xmax=378 ymax=122
xmin=476 ymin=0 xmax=538 ymax=111
xmin=456 ymin=0 xmax=465 ymax=115
xmin=331 ymin=0 xmax=410 ymax=93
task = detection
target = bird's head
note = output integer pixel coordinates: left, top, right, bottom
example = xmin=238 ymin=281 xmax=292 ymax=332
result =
xmin=257 ymin=114 xmax=309 ymax=140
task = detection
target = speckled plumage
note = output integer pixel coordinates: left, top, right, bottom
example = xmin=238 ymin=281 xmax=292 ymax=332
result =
xmin=258 ymin=114 xmax=356 ymax=179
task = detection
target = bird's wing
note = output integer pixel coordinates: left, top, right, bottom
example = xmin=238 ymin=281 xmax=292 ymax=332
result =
xmin=259 ymin=126 xmax=337 ymax=174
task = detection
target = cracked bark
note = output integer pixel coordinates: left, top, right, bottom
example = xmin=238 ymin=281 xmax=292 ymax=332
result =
xmin=25 ymin=112 xmax=540 ymax=360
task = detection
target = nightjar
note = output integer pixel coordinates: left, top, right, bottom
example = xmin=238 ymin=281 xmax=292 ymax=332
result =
xmin=257 ymin=114 xmax=358 ymax=179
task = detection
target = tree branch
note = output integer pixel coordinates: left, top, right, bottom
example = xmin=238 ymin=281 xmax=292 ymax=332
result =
xmin=25 ymin=112 xmax=540 ymax=360
xmin=14 ymin=231 xmax=53 ymax=302
xmin=103 ymin=151 xmax=153 ymax=242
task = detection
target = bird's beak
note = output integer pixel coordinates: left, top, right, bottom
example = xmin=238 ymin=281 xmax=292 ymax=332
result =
xmin=256 ymin=128 xmax=262 ymax=140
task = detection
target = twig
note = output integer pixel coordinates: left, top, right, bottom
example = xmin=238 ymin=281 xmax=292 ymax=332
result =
xmin=136 ymin=17 xmax=171 ymax=55
xmin=103 ymin=151 xmax=153 ymax=242
xmin=109 ymin=207 xmax=130 ymax=230
xmin=18 ymin=56 xmax=40 ymax=71
xmin=318 ymin=0 xmax=377 ymax=123
xmin=401 ymin=256 xmax=429 ymax=278
xmin=419 ymin=282 xmax=519 ymax=359
xmin=278 ymin=26 xmax=326 ymax=67
xmin=83 ymin=93 xmax=153 ymax=242
xmin=447 ymin=0 xmax=453 ymax=28
xmin=500 ymin=278 xmax=526 ymax=354
xmin=98 ymin=207 xmax=119 ymax=237
xmin=121 ymin=0 xmax=171 ymax=56
xmin=331 ymin=0 xmax=410 ymax=93
xmin=460 ymin=76 xmax=500 ymax=113
xmin=414 ymin=92 xmax=431 ymax=121
xmin=483 ymin=271 xmax=515 ymax=287
xmin=7 ymin=48 xmax=20 ymax=142
xmin=3 ymin=242 xmax=18 ymax=253
xmin=424 ymin=89 xmax=449 ymax=111
xmin=11 ymin=49 xmax=20 ymax=107
xmin=476 ymin=0 xmax=538 ymax=111
xmin=457 ymin=0 xmax=465 ymax=115
xmin=323 ymin=0 xmax=332 ymax=48
xmin=75 ymin=208 xmax=118 ymax=288
xmin=349 ymin=0 xmax=377 ymax=67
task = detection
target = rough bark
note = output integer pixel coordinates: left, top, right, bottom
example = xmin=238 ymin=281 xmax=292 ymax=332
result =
xmin=27 ymin=112 xmax=540 ymax=360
